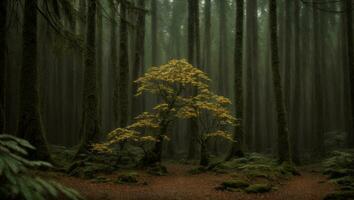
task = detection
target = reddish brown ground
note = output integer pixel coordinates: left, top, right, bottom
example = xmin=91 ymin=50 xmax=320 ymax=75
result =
xmin=55 ymin=164 xmax=336 ymax=200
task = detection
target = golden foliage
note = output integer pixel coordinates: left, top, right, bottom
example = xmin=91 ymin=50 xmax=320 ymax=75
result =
xmin=93 ymin=59 xmax=237 ymax=153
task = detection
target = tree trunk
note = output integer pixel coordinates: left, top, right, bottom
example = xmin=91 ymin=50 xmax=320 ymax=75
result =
xmin=187 ymin=0 xmax=199 ymax=160
xmin=291 ymin=0 xmax=301 ymax=164
xmin=269 ymin=0 xmax=291 ymax=163
xmin=312 ymin=4 xmax=324 ymax=155
xmin=227 ymin=0 xmax=244 ymax=160
xmin=132 ymin=0 xmax=146 ymax=117
xmin=200 ymin=141 xmax=209 ymax=166
xmin=346 ymin=0 xmax=354 ymax=147
xmin=77 ymin=0 xmax=100 ymax=155
xmin=18 ymin=0 xmax=51 ymax=161
xmin=119 ymin=0 xmax=129 ymax=128
xmin=203 ymin=0 xmax=211 ymax=74
xmin=218 ymin=0 xmax=229 ymax=96
xmin=151 ymin=0 xmax=158 ymax=66
xmin=0 ymin=0 xmax=7 ymax=134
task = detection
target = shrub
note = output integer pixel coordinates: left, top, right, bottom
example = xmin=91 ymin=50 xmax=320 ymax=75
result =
xmin=0 ymin=134 xmax=82 ymax=200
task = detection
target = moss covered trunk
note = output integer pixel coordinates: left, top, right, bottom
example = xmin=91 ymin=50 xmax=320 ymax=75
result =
xmin=227 ymin=0 xmax=244 ymax=160
xmin=17 ymin=0 xmax=50 ymax=161
xmin=77 ymin=0 xmax=100 ymax=155
xmin=269 ymin=0 xmax=291 ymax=163
xmin=0 ymin=0 xmax=7 ymax=134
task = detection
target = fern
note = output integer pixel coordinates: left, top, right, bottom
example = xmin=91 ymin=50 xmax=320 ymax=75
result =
xmin=0 ymin=134 xmax=83 ymax=200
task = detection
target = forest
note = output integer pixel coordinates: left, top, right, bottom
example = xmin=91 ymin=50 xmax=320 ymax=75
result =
xmin=0 ymin=0 xmax=353 ymax=199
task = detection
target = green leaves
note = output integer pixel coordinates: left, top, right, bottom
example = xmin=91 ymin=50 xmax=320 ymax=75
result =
xmin=0 ymin=134 xmax=83 ymax=200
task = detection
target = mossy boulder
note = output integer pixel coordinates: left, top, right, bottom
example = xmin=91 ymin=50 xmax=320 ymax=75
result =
xmin=67 ymin=160 xmax=115 ymax=179
xmin=115 ymin=172 xmax=138 ymax=184
xmin=91 ymin=176 xmax=111 ymax=183
xmin=222 ymin=179 xmax=250 ymax=189
xmin=324 ymin=191 xmax=354 ymax=200
xmin=245 ymin=184 xmax=272 ymax=193
xmin=147 ymin=164 xmax=168 ymax=176
xmin=280 ymin=162 xmax=300 ymax=176
xmin=188 ymin=167 xmax=208 ymax=175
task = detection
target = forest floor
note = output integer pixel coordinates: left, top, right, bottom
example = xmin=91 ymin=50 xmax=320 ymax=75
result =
xmin=51 ymin=164 xmax=336 ymax=200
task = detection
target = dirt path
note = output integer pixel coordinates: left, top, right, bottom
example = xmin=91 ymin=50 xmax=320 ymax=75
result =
xmin=56 ymin=164 xmax=336 ymax=200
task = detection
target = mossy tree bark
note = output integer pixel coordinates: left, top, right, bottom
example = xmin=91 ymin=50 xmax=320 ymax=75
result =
xmin=227 ymin=0 xmax=244 ymax=160
xmin=119 ymin=0 xmax=129 ymax=128
xmin=17 ymin=0 xmax=51 ymax=161
xmin=0 ymin=0 xmax=7 ymax=134
xmin=77 ymin=0 xmax=100 ymax=156
xmin=203 ymin=0 xmax=211 ymax=74
xmin=269 ymin=0 xmax=291 ymax=163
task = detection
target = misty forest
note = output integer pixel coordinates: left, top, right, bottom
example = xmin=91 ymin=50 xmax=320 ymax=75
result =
xmin=0 ymin=0 xmax=354 ymax=199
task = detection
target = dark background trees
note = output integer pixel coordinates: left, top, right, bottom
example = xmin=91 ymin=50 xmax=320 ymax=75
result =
xmin=1 ymin=0 xmax=353 ymax=163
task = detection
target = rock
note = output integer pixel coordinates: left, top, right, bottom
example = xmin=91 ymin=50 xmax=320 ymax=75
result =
xmin=147 ymin=164 xmax=168 ymax=176
xmin=222 ymin=179 xmax=250 ymax=189
xmin=324 ymin=191 xmax=354 ymax=200
xmin=245 ymin=184 xmax=272 ymax=193
xmin=115 ymin=172 xmax=138 ymax=184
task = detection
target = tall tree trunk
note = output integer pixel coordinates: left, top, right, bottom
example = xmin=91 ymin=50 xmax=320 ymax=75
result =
xmin=218 ymin=0 xmax=229 ymax=96
xmin=203 ymin=0 xmax=211 ymax=74
xmin=18 ymin=0 xmax=51 ymax=161
xmin=269 ymin=0 xmax=291 ymax=163
xmin=187 ymin=0 xmax=199 ymax=160
xmin=312 ymin=5 xmax=324 ymax=155
xmin=0 ymin=0 xmax=7 ymax=134
xmin=97 ymin=2 xmax=103 ymax=132
xmin=151 ymin=0 xmax=158 ymax=65
xmin=291 ymin=0 xmax=301 ymax=164
xmin=132 ymin=0 xmax=146 ymax=117
xmin=110 ymin=0 xmax=119 ymax=127
xmin=119 ymin=0 xmax=129 ymax=128
xmin=77 ymin=0 xmax=100 ymax=155
xmin=227 ymin=0 xmax=244 ymax=160
xmin=346 ymin=0 xmax=354 ymax=147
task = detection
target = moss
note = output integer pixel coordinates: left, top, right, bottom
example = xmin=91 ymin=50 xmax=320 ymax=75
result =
xmin=331 ymin=176 xmax=354 ymax=187
xmin=222 ymin=179 xmax=250 ymax=189
xmin=324 ymin=191 xmax=354 ymax=200
xmin=245 ymin=184 xmax=272 ymax=193
xmin=147 ymin=164 xmax=168 ymax=176
xmin=116 ymin=172 xmax=138 ymax=184
xmin=188 ymin=167 xmax=208 ymax=175
xmin=91 ymin=176 xmax=111 ymax=183
xmin=280 ymin=162 xmax=300 ymax=176
xmin=68 ymin=161 xmax=115 ymax=179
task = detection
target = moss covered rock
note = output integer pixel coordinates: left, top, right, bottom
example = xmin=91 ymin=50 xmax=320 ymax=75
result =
xmin=324 ymin=191 xmax=354 ymax=200
xmin=147 ymin=164 xmax=168 ymax=176
xmin=222 ymin=179 xmax=250 ymax=189
xmin=116 ymin=172 xmax=138 ymax=184
xmin=245 ymin=184 xmax=272 ymax=193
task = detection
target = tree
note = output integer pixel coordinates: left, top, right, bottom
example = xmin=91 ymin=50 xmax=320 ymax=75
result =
xmin=0 ymin=0 xmax=7 ymax=134
xmin=132 ymin=0 xmax=146 ymax=118
xmin=269 ymin=0 xmax=291 ymax=163
xmin=110 ymin=0 xmax=119 ymax=127
xmin=312 ymin=3 xmax=324 ymax=155
xmin=346 ymin=0 xmax=354 ymax=146
xmin=187 ymin=0 xmax=200 ymax=160
xmin=202 ymin=0 xmax=211 ymax=74
xmin=291 ymin=0 xmax=301 ymax=164
xmin=218 ymin=0 xmax=229 ymax=96
xmin=17 ymin=0 xmax=51 ymax=161
xmin=94 ymin=59 xmax=235 ymax=166
xmin=77 ymin=0 xmax=100 ymax=155
xmin=227 ymin=0 xmax=245 ymax=160
xmin=119 ymin=0 xmax=129 ymax=128
xmin=151 ymin=0 xmax=158 ymax=66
